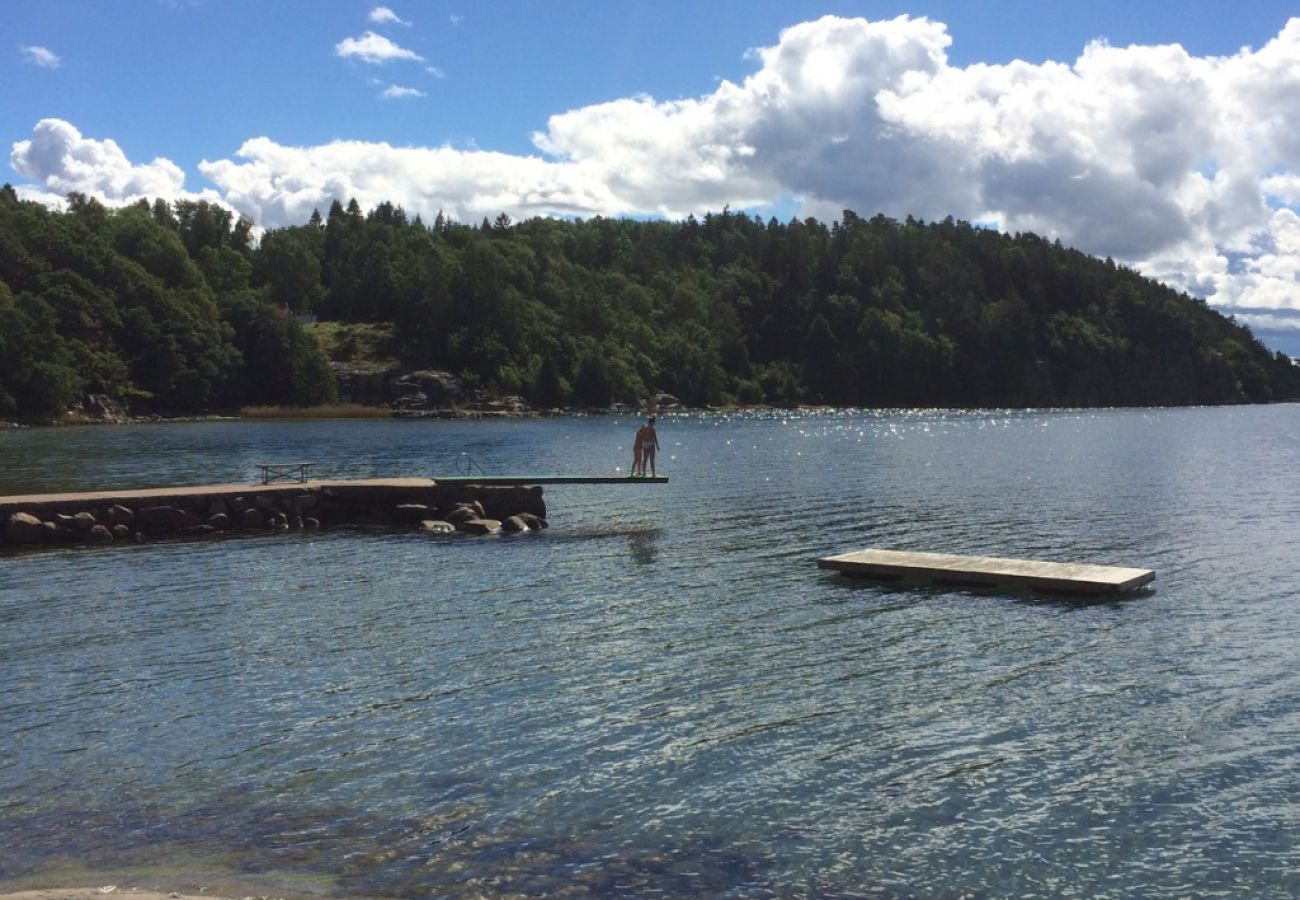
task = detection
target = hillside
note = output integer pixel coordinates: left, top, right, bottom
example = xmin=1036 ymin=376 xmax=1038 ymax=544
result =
xmin=1 ymin=186 xmax=1296 ymax=422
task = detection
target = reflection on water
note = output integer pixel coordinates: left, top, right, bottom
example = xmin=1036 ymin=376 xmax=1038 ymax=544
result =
xmin=627 ymin=528 xmax=660 ymax=565
xmin=4 ymin=406 xmax=1300 ymax=897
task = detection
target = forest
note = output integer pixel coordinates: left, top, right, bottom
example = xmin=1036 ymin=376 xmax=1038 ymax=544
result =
xmin=1 ymin=183 xmax=1297 ymax=423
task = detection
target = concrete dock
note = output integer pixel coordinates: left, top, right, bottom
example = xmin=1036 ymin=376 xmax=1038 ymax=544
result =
xmin=818 ymin=548 xmax=1155 ymax=595
xmin=0 ymin=474 xmax=667 ymax=549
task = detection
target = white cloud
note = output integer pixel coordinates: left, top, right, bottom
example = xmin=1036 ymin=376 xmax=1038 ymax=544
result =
xmin=369 ymin=6 xmax=410 ymax=27
xmin=196 ymin=137 xmax=622 ymax=228
xmin=11 ymin=15 xmax=1300 ymax=328
xmin=335 ymin=31 xmax=422 ymax=65
xmin=20 ymin=45 xmax=61 ymax=68
xmin=9 ymin=118 xmax=234 ymax=216
xmin=11 ymin=118 xmax=186 ymax=199
xmin=449 ymin=14 xmax=463 ymax=26
xmin=381 ymin=84 xmax=426 ymax=99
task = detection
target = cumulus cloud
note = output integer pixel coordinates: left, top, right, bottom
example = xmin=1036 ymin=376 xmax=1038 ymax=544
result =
xmin=381 ymin=84 xmax=426 ymax=99
xmin=9 ymin=118 xmax=232 ymax=214
xmin=335 ymin=31 xmax=422 ymax=64
xmin=11 ymin=15 xmax=1300 ymax=332
xmin=12 ymin=118 xmax=186 ymax=198
xmin=20 ymin=45 xmax=61 ymax=68
xmin=196 ymin=137 xmax=622 ymax=228
xmin=369 ymin=6 xmax=410 ymax=27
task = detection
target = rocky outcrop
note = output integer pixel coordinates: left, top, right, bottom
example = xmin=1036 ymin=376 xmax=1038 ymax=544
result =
xmin=66 ymin=394 xmax=130 ymax=424
xmin=390 ymin=370 xmax=465 ymax=410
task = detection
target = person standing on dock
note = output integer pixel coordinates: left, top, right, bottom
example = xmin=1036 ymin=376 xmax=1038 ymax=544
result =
xmin=633 ymin=416 xmax=661 ymax=477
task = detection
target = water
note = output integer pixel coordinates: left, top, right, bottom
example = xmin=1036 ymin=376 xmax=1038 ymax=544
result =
xmin=2 ymin=407 xmax=1300 ymax=897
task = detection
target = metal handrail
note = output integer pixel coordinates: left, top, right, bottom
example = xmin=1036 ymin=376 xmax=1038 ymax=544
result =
xmin=455 ymin=453 xmax=487 ymax=477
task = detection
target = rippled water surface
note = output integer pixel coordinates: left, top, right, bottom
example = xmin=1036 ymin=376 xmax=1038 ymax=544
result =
xmin=3 ymin=407 xmax=1300 ymax=897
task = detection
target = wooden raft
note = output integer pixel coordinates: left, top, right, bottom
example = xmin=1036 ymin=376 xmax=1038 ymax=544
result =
xmin=818 ymin=548 xmax=1155 ymax=595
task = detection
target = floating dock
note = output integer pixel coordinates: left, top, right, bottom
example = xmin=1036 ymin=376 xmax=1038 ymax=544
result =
xmin=817 ymin=548 xmax=1155 ymax=595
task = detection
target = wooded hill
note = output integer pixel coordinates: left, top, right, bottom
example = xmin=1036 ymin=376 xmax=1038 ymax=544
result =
xmin=1 ymin=184 xmax=1296 ymax=422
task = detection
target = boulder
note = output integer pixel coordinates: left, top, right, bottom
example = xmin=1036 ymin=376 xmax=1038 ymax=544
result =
xmin=240 ymin=508 xmax=264 ymax=529
xmin=304 ymin=517 xmax=321 ymax=529
xmin=208 ymin=512 xmax=232 ymax=531
xmin=445 ymin=505 xmax=479 ymax=526
xmin=290 ymin=516 xmax=304 ymax=529
xmin=4 ymin=512 xmax=46 ymax=545
xmin=228 ymin=496 xmax=251 ymax=514
xmin=173 ymin=509 xmax=204 ymax=530
xmin=136 ymin=505 xmax=178 ymax=530
xmin=104 ymin=504 xmax=135 ymax=528
xmin=420 ymin=520 xmax=456 ymax=535
xmin=111 ymin=524 xmax=132 ymax=541
xmin=456 ymin=518 xmax=503 ymax=536
xmin=272 ymin=512 xmax=289 ymax=530
xmin=517 ymin=512 xmax=548 ymax=530
xmin=394 ymin=503 xmax=433 ymax=524
xmin=502 ymin=515 xmax=530 ymax=533
xmin=89 ymin=525 xmax=114 ymax=544
xmin=207 ymin=498 xmax=229 ymax=517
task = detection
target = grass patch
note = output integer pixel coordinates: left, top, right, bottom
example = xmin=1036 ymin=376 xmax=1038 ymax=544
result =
xmin=241 ymin=403 xmax=391 ymax=419
xmin=305 ymin=321 xmax=399 ymax=371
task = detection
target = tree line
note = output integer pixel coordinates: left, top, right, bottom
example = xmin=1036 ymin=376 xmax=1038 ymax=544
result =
xmin=1 ymin=184 xmax=1296 ymax=422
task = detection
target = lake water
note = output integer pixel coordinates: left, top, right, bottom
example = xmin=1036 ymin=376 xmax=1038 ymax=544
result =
xmin=3 ymin=406 xmax=1300 ymax=898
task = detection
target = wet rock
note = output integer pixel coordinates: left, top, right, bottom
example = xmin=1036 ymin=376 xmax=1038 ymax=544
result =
xmin=517 ymin=512 xmax=548 ymax=530
xmin=209 ymin=512 xmax=232 ymax=531
xmin=111 ymin=524 xmax=132 ymax=541
xmin=136 ymin=505 xmax=178 ymax=530
xmin=394 ymin=503 xmax=433 ymax=524
xmin=4 ymin=512 xmax=46 ymax=545
xmin=240 ymin=508 xmax=264 ymax=529
xmin=457 ymin=517 xmax=503 ymax=536
xmin=445 ymin=505 xmax=479 ymax=526
xmin=304 ymin=517 xmax=321 ymax=529
xmin=104 ymin=504 xmax=134 ymax=528
xmin=173 ymin=509 xmax=204 ymax=530
xmin=207 ymin=498 xmax=229 ymax=517
xmin=502 ymin=515 xmax=530 ymax=533
xmin=89 ymin=524 xmax=113 ymax=543
xmin=420 ymin=520 xmax=456 ymax=535
xmin=228 ymin=496 xmax=251 ymax=514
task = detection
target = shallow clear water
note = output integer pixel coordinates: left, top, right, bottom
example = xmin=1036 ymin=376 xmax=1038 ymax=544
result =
xmin=2 ymin=407 xmax=1300 ymax=897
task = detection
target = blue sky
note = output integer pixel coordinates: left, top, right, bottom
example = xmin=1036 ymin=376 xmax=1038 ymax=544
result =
xmin=6 ymin=1 xmax=1300 ymax=353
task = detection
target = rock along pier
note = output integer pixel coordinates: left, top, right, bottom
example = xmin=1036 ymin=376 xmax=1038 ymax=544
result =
xmin=0 ymin=475 xmax=669 ymax=549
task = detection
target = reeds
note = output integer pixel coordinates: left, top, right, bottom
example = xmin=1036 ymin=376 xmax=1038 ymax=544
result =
xmin=240 ymin=404 xmax=391 ymax=419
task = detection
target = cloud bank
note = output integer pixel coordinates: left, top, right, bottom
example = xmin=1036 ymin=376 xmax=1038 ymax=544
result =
xmin=10 ymin=14 xmax=1300 ymax=330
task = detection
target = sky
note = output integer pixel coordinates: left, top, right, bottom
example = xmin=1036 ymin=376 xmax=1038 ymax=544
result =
xmin=6 ymin=0 xmax=1300 ymax=354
